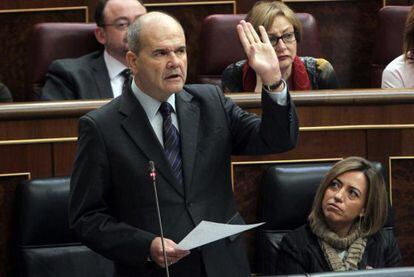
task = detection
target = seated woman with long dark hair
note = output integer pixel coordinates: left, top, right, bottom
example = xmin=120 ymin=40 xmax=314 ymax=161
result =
xmin=276 ymin=157 xmax=401 ymax=274
xmin=222 ymin=1 xmax=338 ymax=93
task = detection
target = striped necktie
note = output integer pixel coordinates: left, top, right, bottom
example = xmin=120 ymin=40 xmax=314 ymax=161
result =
xmin=159 ymin=102 xmax=183 ymax=185
xmin=120 ymin=69 xmax=132 ymax=92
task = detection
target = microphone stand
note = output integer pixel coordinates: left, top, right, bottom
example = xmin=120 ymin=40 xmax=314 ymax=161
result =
xmin=149 ymin=161 xmax=170 ymax=277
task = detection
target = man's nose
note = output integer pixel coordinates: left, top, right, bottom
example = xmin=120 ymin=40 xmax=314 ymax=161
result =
xmin=167 ymin=53 xmax=180 ymax=68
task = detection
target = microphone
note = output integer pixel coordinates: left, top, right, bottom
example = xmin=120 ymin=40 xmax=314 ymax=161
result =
xmin=149 ymin=161 xmax=170 ymax=277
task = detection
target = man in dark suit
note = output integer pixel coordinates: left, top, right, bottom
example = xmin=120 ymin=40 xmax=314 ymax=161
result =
xmin=69 ymin=11 xmax=299 ymax=277
xmin=41 ymin=0 xmax=146 ymax=100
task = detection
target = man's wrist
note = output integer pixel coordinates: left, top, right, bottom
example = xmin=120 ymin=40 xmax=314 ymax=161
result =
xmin=263 ymin=79 xmax=284 ymax=92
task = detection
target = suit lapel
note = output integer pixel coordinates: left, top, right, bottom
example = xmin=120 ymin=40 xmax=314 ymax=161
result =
xmin=90 ymin=53 xmax=114 ymax=98
xmin=119 ymin=87 xmax=185 ymax=196
xmin=176 ymin=90 xmax=199 ymax=196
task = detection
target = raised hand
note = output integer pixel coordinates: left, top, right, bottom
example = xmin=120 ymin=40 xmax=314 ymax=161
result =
xmin=237 ymin=20 xmax=282 ymax=87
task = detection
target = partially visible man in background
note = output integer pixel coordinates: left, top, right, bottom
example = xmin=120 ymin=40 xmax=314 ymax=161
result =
xmin=41 ymin=0 xmax=146 ymax=100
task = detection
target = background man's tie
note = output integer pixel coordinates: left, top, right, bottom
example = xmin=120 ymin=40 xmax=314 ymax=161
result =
xmin=121 ymin=69 xmax=132 ymax=92
xmin=159 ymin=102 xmax=183 ymax=185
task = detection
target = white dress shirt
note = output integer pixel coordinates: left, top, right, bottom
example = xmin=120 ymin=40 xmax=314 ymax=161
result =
xmin=131 ymin=81 xmax=178 ymax=147
xmin=103 ymin=50 xmax=129 ymax=98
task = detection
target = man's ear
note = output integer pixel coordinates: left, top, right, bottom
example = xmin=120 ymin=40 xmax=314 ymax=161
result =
xmin=94 ymin=27 xmax=106 ymax=45
xmin=126 ymin=51 xmax=138 ymax=75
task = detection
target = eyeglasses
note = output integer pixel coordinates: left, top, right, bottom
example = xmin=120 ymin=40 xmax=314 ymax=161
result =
xmin=268 ymin=32 xmax=296 ymax=46
xmin=101 ymin=20 xmax=130 ymax=31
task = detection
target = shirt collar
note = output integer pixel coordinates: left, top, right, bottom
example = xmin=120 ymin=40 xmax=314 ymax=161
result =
xmin=130 ymin=80 xmax=176 ymax=120
xmin=103 ymin=50 xmax=128 ymax=80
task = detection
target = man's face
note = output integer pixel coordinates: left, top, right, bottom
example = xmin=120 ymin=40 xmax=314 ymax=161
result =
xmin=128 ymin=17 xmax=187 ymax=101
xmin=96 ymin=0 xmax=146 ymax=64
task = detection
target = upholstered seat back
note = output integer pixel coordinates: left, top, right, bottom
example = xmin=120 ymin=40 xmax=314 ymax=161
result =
xmin=25 ymin=23 xmax=102 ymax=100
xmin=371 ymin=6 xmax=411 ymax=88
xmin=15 ymin=177 xmax=114 ymax=277
xmin=257 ymin=160 xmax=391 ymax=275
xmin=261 ymin=162 xmax=334 ymax=231
xmin=198 ymin=13 xmax=322 ymax=86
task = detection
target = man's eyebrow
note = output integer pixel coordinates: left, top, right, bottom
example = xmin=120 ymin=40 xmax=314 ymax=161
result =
xmin=114 ymin=16 xmax=129 ymax=22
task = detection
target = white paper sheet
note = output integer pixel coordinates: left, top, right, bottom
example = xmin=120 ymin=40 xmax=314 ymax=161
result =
xmin=176 ymin=221 xmax=265 ymax=250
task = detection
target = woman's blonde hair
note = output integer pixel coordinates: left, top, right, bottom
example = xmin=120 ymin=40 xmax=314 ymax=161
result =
xmin=245 ymin=1 xmax=302 ymax=42
xmin=308 ymin=157 xmax=388 ymax=236
xmin=403 ymin=4 xmax=414 ymax=61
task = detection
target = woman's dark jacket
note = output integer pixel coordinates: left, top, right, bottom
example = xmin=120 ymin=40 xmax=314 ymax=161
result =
xmin=275 ymin=224 xmax=402 ymax=275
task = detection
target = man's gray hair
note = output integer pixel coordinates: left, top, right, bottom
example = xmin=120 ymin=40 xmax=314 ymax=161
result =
xmin=127 ymin=15 xmax=144 ymax=54
xmin=127 ymin=11 xmax=184 ymax=54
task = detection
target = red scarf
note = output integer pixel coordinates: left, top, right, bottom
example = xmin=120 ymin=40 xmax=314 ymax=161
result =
xmin=242 ymin=56 xmax=311 ymax=91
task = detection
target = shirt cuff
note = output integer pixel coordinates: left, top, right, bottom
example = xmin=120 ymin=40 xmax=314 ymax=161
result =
xmin=264 ymin=79 xmax=288 ymax=106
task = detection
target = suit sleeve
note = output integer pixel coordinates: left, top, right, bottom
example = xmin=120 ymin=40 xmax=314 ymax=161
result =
xmin=41 ymin=60 xmax=78 ymax=100
xmin=69 ymin=115 xmax=156 ymax=266
xmin=219 ymin=86 xmax=299 ymax=155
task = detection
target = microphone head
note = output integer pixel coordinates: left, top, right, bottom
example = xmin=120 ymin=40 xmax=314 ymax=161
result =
xmin=149 ymin=161 xmax=156 ymax=179
xmin=149 ymin=161 xmax=155 ymax=172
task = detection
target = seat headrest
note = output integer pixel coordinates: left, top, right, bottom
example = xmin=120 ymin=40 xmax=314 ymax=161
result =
xmin=261 ymin=162 xmax=334 ymax=230
xmin=15 ymin=177 xmax=77 ymax=246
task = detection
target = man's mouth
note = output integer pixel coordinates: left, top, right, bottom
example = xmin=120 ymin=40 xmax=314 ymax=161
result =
xmin=165 ymin=74 xmax=182 ymax=80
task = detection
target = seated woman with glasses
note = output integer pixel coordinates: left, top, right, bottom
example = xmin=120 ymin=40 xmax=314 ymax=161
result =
xmin=382 ymin=4 xmax=414 ymax=88
xmin=222 ymin=1 xmax=338 ymax=92
xmin=275 ymin=157 xmax=401 ymax=274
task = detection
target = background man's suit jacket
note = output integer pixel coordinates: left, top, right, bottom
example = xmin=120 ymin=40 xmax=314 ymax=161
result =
xmin=41 ymin=51 xmax=113 ymax=100
xmin=0 ymin=82 xmax=12 ymax=102
xmin=69 ymin=84 xmax=299 ymax=277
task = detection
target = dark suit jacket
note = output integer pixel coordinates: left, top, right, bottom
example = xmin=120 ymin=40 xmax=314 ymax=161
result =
xmin=41 ymin=51 xmax=113 ymax=100
xmin=69 ymin=84 xmax=299 ymax=277
xmin=275 ymin=224 xmax=402 ymax=274
xmin=0 ymin=82 xmax=12 ymax=102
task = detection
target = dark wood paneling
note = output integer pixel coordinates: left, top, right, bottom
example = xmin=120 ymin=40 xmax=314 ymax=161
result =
xmin=0 ymin=9 xmax=87 ymax=101
xmin=367 ymin=130 xmax=414 ymax=167
xmin=0 ymin=1 xmax=84 ymax=9
xmin=390 ymin=158 xmax=414 ymax=266
xmin=386 ymin=0 xmax=414 ymax=4
xmin=53 ymin=142 xmax=77 ymax=176
xmin=0 ymin=144 xmax=53 ymax=178
xmin=288 ymin=0 xmax=383 ymax=89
